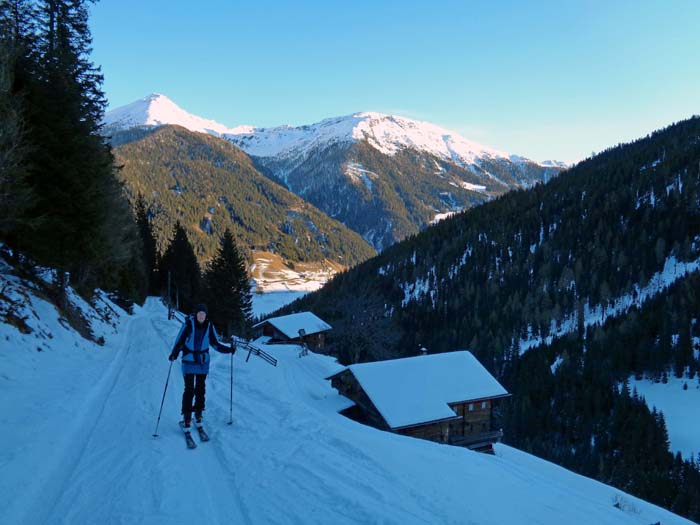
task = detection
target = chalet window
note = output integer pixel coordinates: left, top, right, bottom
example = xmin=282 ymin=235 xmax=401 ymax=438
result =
xmin=468 ymin=403 xmax=474 ymax=411
xmin=481 ymin=402 xmax=487 ymax=409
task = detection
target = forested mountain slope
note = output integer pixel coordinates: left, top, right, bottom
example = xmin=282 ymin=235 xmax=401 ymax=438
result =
xmin=283 ymin=116 xmax=700 ymax=520
xmin=232 ymin=111 xmax=562 ymax=250
xmin=110 ymin=126 xmax=376 ymax=267
xmin=251 ymin=140 xmax=559 ymax=250
xmin=291 ymin=116 xmax=700 ymax=363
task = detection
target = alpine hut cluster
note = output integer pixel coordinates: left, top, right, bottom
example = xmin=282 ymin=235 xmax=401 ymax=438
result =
xmin=327 ymin=351 xmax=510 ymax=452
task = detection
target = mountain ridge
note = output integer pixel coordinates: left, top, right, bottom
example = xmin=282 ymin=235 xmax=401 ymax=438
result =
xmin=110 ymin=125 xmax=376 ymax=269
xmin=106 ymin=95 xmax=564 ymax=251
xmin=105 ymin=94 xmax=566 ymax=168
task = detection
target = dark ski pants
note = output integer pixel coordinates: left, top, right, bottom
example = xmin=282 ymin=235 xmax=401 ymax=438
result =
xmin=182 ymin=373 xmax=207 ymax=416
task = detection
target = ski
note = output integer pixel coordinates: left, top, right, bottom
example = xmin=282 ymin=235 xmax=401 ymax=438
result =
xmin=179 ymin=421 xmax=197 ymax=449
xmin=195 ymin=424 xmax=210 ymax=442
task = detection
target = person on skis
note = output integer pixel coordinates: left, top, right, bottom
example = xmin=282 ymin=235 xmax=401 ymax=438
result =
xmin=169 ymin=303 xmax=235 ymax=430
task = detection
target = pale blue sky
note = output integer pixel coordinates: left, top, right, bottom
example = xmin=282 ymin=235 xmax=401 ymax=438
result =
xmin=90 ymin=0 xmax=700 ymax=163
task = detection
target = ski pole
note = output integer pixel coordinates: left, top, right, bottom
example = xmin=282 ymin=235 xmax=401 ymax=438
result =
xmin=153 ymin=361 xmax=174 ymax=438
xmin=228 ymin=349 xmax=234 ymax=425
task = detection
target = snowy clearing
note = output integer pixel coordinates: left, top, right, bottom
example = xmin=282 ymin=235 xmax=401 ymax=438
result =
xmin=250 ymin=251 xmax=341 ymax=294
xmin=630 ymin=375 xmax=700 ymax=460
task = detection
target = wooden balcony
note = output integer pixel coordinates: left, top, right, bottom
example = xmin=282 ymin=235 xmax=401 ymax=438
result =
xmin=449 ymin=429 xmax=503 ymax=450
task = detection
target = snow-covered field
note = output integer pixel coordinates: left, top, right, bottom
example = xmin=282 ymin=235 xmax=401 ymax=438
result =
xmin=631 ymin=375 xmax=700 ymax=460
xmin=0 ymin=270 xmax=693 ymax=524
xmin=252 ymin=290 xmax=307 ymax=317
xmin=250 ymin=252 xmax=340 ymax=294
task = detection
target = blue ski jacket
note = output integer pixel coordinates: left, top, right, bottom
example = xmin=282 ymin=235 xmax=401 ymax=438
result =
xmin=171 ymin=316 xmax=233 ymax=375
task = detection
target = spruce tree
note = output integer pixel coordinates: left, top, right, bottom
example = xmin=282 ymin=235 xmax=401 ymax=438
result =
xmin=160 ymin=221 xmax=200 ymax=314
xmin=0 ymin=0 xmax=35 ymax=247
xmin=202 ymin=228 xmax=252 ymax=338
xmin=0 ymin=36 xmax=30 ymax=241
xmin=14 ymin=0 xmax=136 ymax=294
xmin=134 ymin=194 xmax=159 ymax=294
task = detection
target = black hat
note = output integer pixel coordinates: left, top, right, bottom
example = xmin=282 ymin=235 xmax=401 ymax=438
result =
xmin=194 ymin=303 xmax=208 ymax=315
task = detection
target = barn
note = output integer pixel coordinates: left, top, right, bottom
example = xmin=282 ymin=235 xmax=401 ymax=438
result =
xmin=327 ymin=351 xmax=510 ymax=452
xmin=252 ymin=312 xmax=332 ymax=351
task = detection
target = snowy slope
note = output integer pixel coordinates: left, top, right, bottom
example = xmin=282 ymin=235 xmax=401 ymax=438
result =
xmin=0 ymin=272 xmax=691 ymax=524
xmin=103 ymin=93 xmax=247 ymax=137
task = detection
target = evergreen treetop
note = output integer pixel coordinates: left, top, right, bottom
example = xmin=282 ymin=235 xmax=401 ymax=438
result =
xmin=203 ymin=228 xmax=252 ymax=338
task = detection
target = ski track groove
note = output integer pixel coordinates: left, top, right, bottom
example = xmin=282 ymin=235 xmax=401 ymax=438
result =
xmin=14 ymin=313 xmax=138 ymax=525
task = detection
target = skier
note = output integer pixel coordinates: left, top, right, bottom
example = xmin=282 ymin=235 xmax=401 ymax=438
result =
xmin=169 ymin=304 xmax=235 ymax=431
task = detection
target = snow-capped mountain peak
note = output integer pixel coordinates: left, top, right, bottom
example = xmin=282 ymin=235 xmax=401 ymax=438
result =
xmin=105 ymin=95 xmax=564 ymax=168
xmin=226 ymin=111 xmax=520 ymax=167
xmin=104 ymin=93 xmax=245 ymax=137
xmin=353 ymin=111 xmax=508 ymax=161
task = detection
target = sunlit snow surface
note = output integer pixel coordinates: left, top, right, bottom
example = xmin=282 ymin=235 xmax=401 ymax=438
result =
xmin=226 ymin=111 xmax=546 ymax=169
xmin=0 ymin=270 xmax=692 ymax=524
xmin=104 ymin=93 xmax=246 ymax=136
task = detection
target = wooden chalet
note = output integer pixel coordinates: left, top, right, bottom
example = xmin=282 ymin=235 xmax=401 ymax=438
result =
xmin=327 ymin=351 xmax=510 ymax=452
xmin=252 ymin=312 xmax=332 ymax=351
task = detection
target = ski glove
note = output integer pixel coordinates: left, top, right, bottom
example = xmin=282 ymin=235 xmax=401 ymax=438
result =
xmin=168 ymin=350 xmax=179 ymax=361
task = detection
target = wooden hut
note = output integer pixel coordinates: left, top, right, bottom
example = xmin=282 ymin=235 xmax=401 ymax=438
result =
xmin=252 ymin=312 xmax=332 ymax=351
xmin=327 ymin=351 xmax=510 ymax=452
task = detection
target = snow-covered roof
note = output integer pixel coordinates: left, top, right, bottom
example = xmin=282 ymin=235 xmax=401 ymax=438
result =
xmin=253 ymin=312 xmax=332 ymax=339
xmin=335 ymin=351 xmax=509 ymax=429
